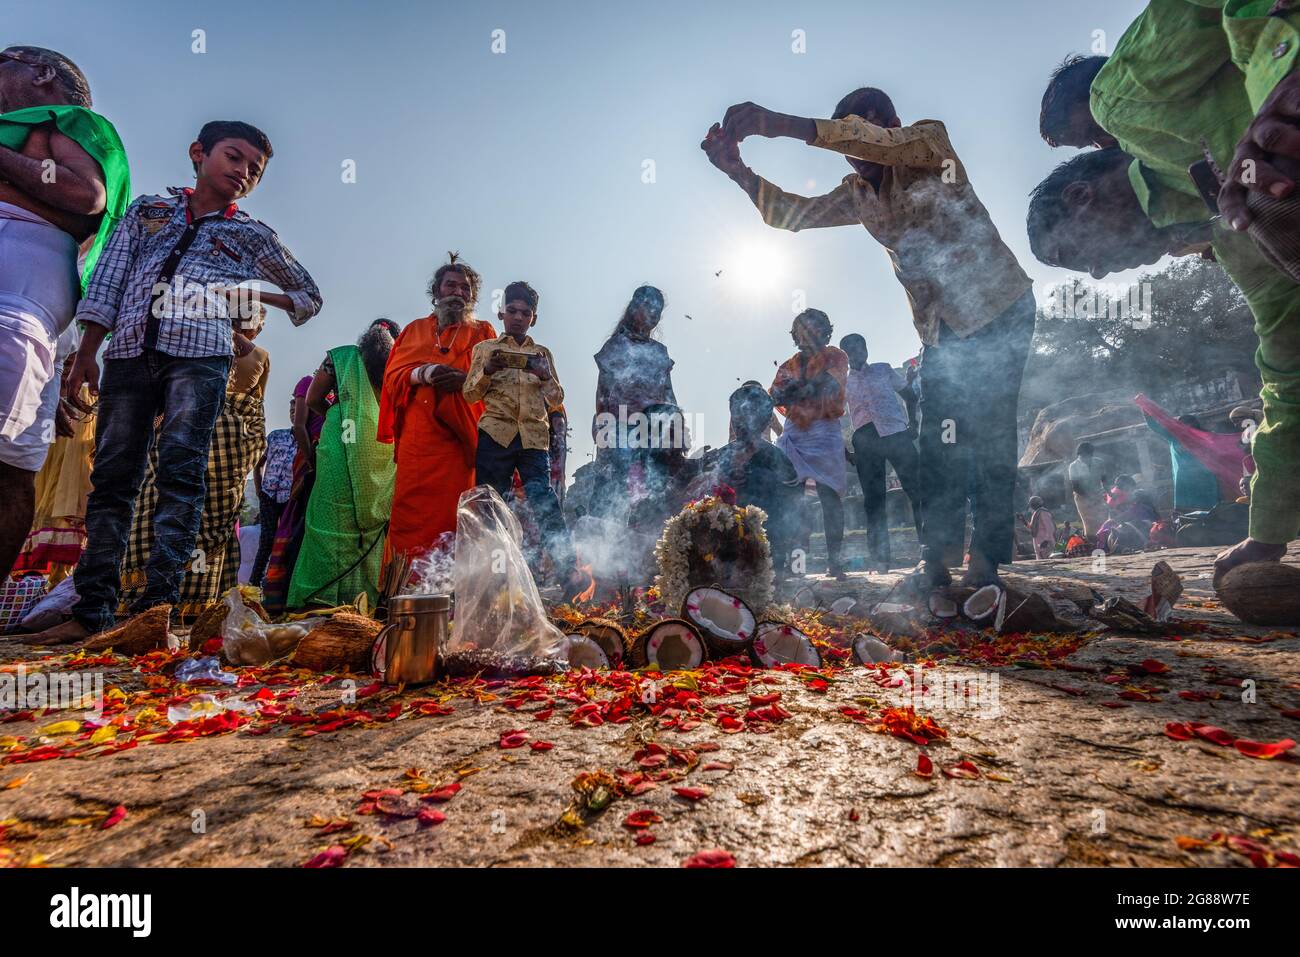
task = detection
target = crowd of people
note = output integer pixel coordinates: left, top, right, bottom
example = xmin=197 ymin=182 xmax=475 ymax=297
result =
xmin=2 ymin=0 xmax=1299 ymax=640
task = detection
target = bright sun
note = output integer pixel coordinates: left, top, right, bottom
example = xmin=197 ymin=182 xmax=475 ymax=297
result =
xmin=725 ymin=238 xmax=787 ymax=296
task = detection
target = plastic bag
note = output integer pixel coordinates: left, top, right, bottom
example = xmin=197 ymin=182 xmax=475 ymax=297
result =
xmin=448 ymin=485 xmax=568 ymax=672
xmin=219 ymin=588 xmax=323 ymax=666
xmin=174 ymin=656 xmax=238 ymax=686
xmin=19 ymin=575 xmax=78 ymax=631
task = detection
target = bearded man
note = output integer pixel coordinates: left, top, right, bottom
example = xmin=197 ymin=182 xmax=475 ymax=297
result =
xmin=378 ymin=253 xmax=496 ymax=568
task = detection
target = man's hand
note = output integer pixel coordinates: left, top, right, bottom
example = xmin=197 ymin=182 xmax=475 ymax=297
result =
xmin=429 ymin=366 xmax=467 ymax=393
xmin=701 ymin=123 xmax=746 ymax=177
xmin=1219 ymin=73 xmax=1300 ymax=230
xmin=527 ymin=353 xmax=553 ymax=381
xmin=62 ymin=350 xmax=100 ymax=415
xmin=54 ymin=400 xmax=75 ymax=438
xmin=721 ymin=102 xmax=815 ymax=143
xmin=483 ymin=352 xmax=506 ymax=376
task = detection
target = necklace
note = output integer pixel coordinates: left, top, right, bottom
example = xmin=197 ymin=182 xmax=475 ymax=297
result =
xmin=433 ymin=319 xmax=465 ymax=355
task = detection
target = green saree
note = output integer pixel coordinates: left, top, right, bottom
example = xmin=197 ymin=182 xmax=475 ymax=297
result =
xmin=287 ymin=345 xmax=395 ymax=609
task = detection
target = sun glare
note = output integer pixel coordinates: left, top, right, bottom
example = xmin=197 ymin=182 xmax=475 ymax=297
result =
xmin=724 ymin=238 xmax=787 ymax=296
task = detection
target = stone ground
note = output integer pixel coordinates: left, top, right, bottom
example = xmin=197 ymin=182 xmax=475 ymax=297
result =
xmin=1 ymin=545 xmax=1297 ymax=868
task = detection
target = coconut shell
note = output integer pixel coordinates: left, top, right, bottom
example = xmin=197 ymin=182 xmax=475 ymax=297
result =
xmin=1215 ymin=562 xmax=1300 ymax=626
xmin=82 ymin=604 xmax=171 ymax=655
xmin=1000 ymin=587 xmax=1065 ymax=634
xmin=289 ymin=613 xmax=382 ymax=673
xmin=188 ymin=590 xmax=270 ymax=650
xmin=633 ymin=618 xmax=705 ymax=670
xmin=681 ymin=587 xmax=756 ymax=659
xmin=573 ymin=617 xmax=628 ymax=668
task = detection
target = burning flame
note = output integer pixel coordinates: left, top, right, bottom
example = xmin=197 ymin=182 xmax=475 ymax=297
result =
xmin=572 ymin=563 xmax=596 ymax=604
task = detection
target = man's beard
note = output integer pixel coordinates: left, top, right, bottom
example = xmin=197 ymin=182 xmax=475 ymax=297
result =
xmin=434 ymin=296 xmax=471 ymax=327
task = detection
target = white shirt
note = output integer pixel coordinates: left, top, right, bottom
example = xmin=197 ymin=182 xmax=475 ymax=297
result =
xmin=845 ymin=362 xmax=909 ymax=438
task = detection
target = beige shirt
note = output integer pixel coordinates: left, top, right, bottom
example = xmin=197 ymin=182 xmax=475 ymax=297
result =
xmin=752 ymin=117 xmax=1032 ymax=346
xmin=463 ymin=334 xmax=564 ymax=451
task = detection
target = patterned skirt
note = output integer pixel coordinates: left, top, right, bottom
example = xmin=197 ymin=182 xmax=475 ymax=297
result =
xmin=120 ymin=391 xmax=267 ymax=616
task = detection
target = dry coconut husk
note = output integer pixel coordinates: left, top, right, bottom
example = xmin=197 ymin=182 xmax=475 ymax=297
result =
xmin=189 ymin=588 xmax=270 ymax=651
xmin=1215 ymin=562 xmax=1300 ymax=626
xmin=289 ymin=613 xmax=382 ymax=673
xmin=572 ymin=617 xmax=629 ymax=669
xmin=82 ymin=604 xmax=172 ymax=655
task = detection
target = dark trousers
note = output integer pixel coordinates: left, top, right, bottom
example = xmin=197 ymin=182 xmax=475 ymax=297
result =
xmin=816 ymin=483 xmax=844 ymax=568
xmin=475 ymin=431 xmax=575 ymax=571
xmin=851 ymin=423 xmax=922 ymax=567
xmin=72 ymin=351 xmax=230 ymax=632
xmin=251 ymin=491 xmax=285 ymax=586
xmin=917 ymin=290 xmax=1036 ymax=568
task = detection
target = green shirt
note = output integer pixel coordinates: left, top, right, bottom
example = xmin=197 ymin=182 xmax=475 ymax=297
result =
xmin=0 ymin=105 xmax=131 ymax=290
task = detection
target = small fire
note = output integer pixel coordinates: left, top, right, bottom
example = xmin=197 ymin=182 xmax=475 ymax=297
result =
xmin=572 ymin=563 xmax=596 ymax=604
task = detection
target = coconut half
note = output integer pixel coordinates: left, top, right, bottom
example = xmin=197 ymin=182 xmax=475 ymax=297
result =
xmin=851 ymin=633 xmax=897 ymax=665
xmin=573 ymin=617 xmax=628 ymax=669
xmin=682 ymin=587 xmax=756 ymax=659
xmin=928 ymin=594 xmax=959 ymax=619
xmin=962 ymin=585 xmax=1007 ymax=631
xmin=632 ymin=618 xmax=707 ymax=671
xmin=830 ymin=596 xmax=858 ymax=616
xmin=566 ymin=633 xmax=611 ymax=670
xmin=749 ymin=621 xmax=822 ymax=668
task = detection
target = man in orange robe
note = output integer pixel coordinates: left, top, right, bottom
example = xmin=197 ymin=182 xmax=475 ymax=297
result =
xmin=378 ymin=255 xmax=496 ymax=565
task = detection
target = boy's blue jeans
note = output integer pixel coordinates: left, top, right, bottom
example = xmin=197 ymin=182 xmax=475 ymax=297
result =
xmin=72 ymin=350 xmax=231 ymax=632
xmin=475 ymin=431 xmax=575 ymax=573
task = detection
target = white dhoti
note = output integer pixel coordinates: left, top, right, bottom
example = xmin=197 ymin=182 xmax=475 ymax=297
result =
xmin=0 ymin=204 xmax=80 ymax=472
xmin=777 ymin=417 xmax=847 ymax=496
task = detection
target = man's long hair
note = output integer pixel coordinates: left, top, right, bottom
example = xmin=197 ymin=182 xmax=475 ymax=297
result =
xmin=358 ymin=322 xmax=396 ymax=392
xmin=426 ymin=251 xmax=481 ymax=305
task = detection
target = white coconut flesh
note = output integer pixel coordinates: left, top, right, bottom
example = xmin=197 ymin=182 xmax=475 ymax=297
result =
xmin=577 ymin=623 xmax=625 ymax=666
xmin=852 ymin=634 xmax=895 ymax=665
xmin=928 ymin=594 xmax=958 ymax=618
xmin=684 ymin=588 xmax=755 ymax=644
xmin=830 ymin=596 xmax=858 ymax=616
xmin=752 ymin=623 xmax=820 ymax=667
xmin=566 ymin=634 xmax=610 ymax=670
xmin=962 ymin=585 xmax=1002 ymax=620
xmin=645 ymin=624 xmax=705 ymax=670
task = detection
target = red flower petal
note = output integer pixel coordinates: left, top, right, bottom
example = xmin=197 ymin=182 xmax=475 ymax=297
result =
xmin=1189 ymin=723 xmax=1235 ymax=747
xmin=942 ymin=760 xmax=981 ymax=779
xmin=683 ymin=849 xmax=735 ymax=868
xmin=417 ymin=807 xmax=446 ymax=827
xmin=423 ymin=783 xmax=461 ymax=803
xmin=623 ymin=809 xmax=663 ymax=829
xmin=302 ymin=845 xmax=348 ymax=868
xmin=530 ymin=740 xmax=554 ymax=752
xmin=1137 ymin=658 xmax=1170 ymax=674
xmin=672 ymin=786 xmax=711 ymax=802
xmin=499 ymin=730 xmax=528 ymax=749
xmin=1164 ymin=722 xmax=1194 ymax=741
xmin=635 ymin=832 xmax=657 ymax=846
xmin=1233 ymin=738 xmax=1296 ymax=760
xmin=101 ymin=805 xmax=127 ymax=830
xmin=915 ymin=754 xmax=934 ymax=778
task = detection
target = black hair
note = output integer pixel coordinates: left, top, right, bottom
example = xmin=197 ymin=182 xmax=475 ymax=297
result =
xmin=1027 ymin=147 xmax=1129 ymax=265
xmin=794 ymin=308 xmax=833 ymax=345
xmin=370 ymin=317 xmax=401 ymax=338
xmin=832 ymin=87 xmax=897 ymax=124
xmin=194 ymin=120 xmax=273 ymax=174
xmin=839 ymin=333 xmax=866 ymax=351
xmin=357 ymin=322 xmax=396 ymax=392
xmin=426 ymin=251 xmax=482 ymax=305
xmin=1075 ymin=441 xmax=1094 ymax=457
xmin=5 ymin=46 xmax=91 ymax=107
xmin=1039 ymin=55 xmax=1108 ymax=148
xmin=730 ymin=383 xmax=774 ymax=439
xmin=503 ymin=280 xmax=539 ymax=312
xmin=612 ymin=284 xmax=665 ymax=338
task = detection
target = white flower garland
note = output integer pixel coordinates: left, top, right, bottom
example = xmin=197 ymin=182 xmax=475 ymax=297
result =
xmin=654 ymin=496 xmax=774 ymax=611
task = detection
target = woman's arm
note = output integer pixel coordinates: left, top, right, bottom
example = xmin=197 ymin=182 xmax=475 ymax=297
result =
xmin=305 ymin=358 xmax=334 ymax=417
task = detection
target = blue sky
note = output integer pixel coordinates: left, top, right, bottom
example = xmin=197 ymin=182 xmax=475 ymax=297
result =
xmin=9 ymin=0 xmax=1148 ymax=476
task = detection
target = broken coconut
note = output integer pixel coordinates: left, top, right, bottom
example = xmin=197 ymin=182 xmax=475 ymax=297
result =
xmin=830 ymin=596 xmax=858 ymax=616
xmin=189 ymin=586 xmax=269 ymax=651
xmin=682 ymin=586 xmax=756 ymax=659
xmin=961 ymin=585 xmax=1006 ymax=631
xmin=749 ymin=621 xmax=822 ymax=668
xmin=1215 ymin=562 xmax=1300 ymax=626
xmin=82 ymin=604 xmax=172 ymax=655
xmin=851 ymin=633 xmax=899 ymax=665
xmin=565 ymin=632 xmax=612 ymax=670
xmin=571 ymin=617 xmax=629 ymax=668
xmin=289 ymin=613 xmax=381 ymax=672
xmin=629 ymin=618 xmax=707 ymax=671
xmin=928 ymin=594 xmax=959 ymax=619
xmin=867 ymin=601 xmax=923 ymax=638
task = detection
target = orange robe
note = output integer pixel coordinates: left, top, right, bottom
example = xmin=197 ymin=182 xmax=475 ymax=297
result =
xmin=377 ymin=314 xmax=497 ymax=560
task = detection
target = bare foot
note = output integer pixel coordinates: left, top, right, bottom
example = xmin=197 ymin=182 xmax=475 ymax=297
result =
xmin=1213 ymin=538 xmax=1287 ymax=586
xmin=25 ymin=619 xmax=92 ymax=646
xmin=960 ymin=551 xmax=1003 ymax=588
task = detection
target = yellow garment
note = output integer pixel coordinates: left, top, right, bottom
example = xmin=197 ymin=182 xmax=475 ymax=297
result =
xmin=463 ymin=334 xmax=564 ymax=451
xmin=752 ymin=117 xmax=1032 ymax=346
xmin=18 ymin=399 xmax=95 ymax=584
xmin=229 ymin=344 xmax=269 ymax=397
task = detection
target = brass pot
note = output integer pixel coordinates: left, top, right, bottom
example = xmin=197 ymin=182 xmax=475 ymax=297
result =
xmin=372 ymin=593 xmax=449 ymax=685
